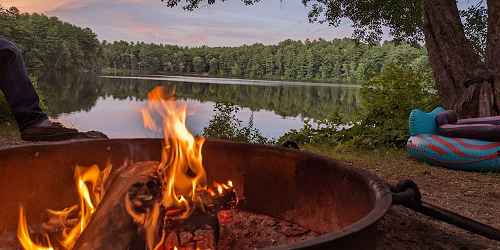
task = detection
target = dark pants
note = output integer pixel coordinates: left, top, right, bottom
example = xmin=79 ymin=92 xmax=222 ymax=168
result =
xmin=0 ymin=38 xmax=47 ymax=130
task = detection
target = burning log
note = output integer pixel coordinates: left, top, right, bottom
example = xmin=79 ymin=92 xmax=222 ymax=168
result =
xmin=71 ymin=161 xmax=236 ymax=250
xmin=124 ymin=174 xmax=237 ymax=250
xmin=73 ymin=161 xmax=158 ymax=250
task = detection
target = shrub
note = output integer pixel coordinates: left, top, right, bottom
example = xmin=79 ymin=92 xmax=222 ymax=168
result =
xmin=278 ymin=63 xmax=439 ymax=148
xmin=202 ymin=103 xmax=270 ymax=144
xmin=353 ymin=63 xmax=439 ymax=147
xmin=277 ymin=113 xmax=347 ymax=145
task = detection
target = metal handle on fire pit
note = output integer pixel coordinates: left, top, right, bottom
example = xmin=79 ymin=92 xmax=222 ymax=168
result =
xmin=391 ymin=179 xmax=500 ymax=241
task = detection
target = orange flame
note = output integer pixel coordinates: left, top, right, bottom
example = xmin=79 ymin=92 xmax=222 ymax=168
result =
xmin=141 ymin=86 xmax=207 ymax=217
xmin=139 ymin=86 xmax=208 ymax=249
xmin=17 ymin=163 xmax=111 ymax=250
xmin=17 ymin=207 xmax=54 ymax=250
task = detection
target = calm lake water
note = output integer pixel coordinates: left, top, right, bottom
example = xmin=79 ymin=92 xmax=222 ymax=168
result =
xmin=37 ymin=73 xmax=361 ymax=139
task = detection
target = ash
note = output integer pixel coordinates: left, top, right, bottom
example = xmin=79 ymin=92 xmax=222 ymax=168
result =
xmin=218 ymin=209 xmax=319 ymax=250
xmin=1 ymin=210 xmax=320 ymax=250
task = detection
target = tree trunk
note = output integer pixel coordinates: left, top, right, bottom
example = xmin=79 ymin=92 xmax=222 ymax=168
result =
xmin=423 ymin=0 xmax=496 ymax=118
xmin=488 ymin=0 xmax=500 ymax=113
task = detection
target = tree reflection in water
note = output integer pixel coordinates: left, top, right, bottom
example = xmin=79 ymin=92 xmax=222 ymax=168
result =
xmin=36 ymin=72 xmax=360 ymax=138
xmin=38 ymin=72 xmax=360 ymax=118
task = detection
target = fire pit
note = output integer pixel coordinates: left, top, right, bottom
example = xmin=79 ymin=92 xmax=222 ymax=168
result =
xmin=3 ymin=87 xmax=498 ymax=250
xmin=0 ymin=138 xmax=391 ymax=249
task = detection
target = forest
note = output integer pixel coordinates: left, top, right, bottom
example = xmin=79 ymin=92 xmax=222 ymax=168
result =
xmin=100 ymin=39 xmax=429 ymax=82
xmin=1 ymin=5 xmax=430 ymax=83
xmin=0 ymin=6 xmax=102 ymax=72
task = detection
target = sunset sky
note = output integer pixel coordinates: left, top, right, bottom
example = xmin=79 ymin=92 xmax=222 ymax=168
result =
xmin=2 ymin=0 xmax=357 ymax=46
xmin=3 ymin=0 xmax=477 ymax=47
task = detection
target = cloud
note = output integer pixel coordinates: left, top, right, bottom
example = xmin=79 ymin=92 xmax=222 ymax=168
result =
xmin=3 ymin=0 xmax=67 ymax=13
xmin=3 ymin=0 xmax=148 ymax=13
xmin=5 ymin=0 xmax=354 ymax=46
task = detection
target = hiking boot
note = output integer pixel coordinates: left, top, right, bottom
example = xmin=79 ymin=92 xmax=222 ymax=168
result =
xmin=21 ymin=119 xmax=108 ymax=141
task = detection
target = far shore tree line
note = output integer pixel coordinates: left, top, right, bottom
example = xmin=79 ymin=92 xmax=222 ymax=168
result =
xmin=1 ymin=5 xmax=428 ymax=84
xmin=100 ymin=38 xmax=428 ymax=83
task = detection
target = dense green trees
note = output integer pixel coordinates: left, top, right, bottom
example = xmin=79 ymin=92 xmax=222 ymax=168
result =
xmin=0 ymin=5 xmax=102 ymax=72
xmin=101 ymin=39 xmax=429 ymax=83
xmin=0 ymin=5 xmax=429 ymax=84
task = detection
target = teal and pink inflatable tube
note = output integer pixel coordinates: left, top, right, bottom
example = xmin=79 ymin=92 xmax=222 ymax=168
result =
xmin=407 ymin=107 xmax=500 ymax=171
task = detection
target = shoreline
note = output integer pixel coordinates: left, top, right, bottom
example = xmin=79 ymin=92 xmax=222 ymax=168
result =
xmin=99 ymin=75 xmax=362 ymax=88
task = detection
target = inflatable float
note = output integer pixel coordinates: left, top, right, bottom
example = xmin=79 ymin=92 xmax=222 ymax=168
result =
xmin=407 ymin=107 xmax=500 ymax=171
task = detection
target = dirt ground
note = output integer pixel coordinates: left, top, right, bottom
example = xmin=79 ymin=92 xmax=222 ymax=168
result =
xmin=1 ymin=130 xmax=499 ymax=249
xmin=307 ymin=145 xmax=500 ymax=250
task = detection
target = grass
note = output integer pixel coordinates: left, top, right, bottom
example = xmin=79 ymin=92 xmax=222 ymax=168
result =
xmin=304 ymin=144 xmax=432 ymax=180
xmin=303 ymin=143 xmax=500 ymax=184
xmin=304 ymin=144 xmax=500 ymax=249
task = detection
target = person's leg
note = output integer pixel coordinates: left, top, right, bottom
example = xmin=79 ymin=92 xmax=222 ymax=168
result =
xmin=0 ymin=38 xmax=47 ymax=130
xmin=0 ymin=38 xmax=107 ymax=141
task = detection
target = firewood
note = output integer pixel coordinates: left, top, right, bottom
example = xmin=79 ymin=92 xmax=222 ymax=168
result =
xmin=72 ymin=160 xmax=237 ymax=250
xmin=73 ymin=161 xmax=159 ymax=250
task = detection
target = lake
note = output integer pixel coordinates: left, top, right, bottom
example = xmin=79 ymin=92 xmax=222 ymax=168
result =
xmin=37 ymin=73 xmax=361 ymax=139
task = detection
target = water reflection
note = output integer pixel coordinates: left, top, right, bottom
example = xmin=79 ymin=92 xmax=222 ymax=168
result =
xmin=37 ymin=72 xmax=360 ymax=139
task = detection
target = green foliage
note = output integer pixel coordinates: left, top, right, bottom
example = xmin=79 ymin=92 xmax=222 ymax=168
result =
xmin=0 ymin=6 xmax=101 ymax=72
xmin=352 ymin=63 xmax=438 ymax=147
xmin=31 ymin=77 xmax=47 ymax=112
xmin=202 ymin=103 xmax=270 ymax=144
xmin=277 ymin=63 xmax=439 ymax=148
xmin=277 ymin=114 xmax=346 ymax=145
xmin=303 ymin=0 xmax=424 ymax=44
xmin=460 ymin=5 xmax=487 ymax=58
xmin=101 ymin=38 xmax=428 ymax=83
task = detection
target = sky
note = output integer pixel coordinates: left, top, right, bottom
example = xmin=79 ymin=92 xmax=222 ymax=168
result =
xmin=2 ymin=0 xmax=355 ymax=47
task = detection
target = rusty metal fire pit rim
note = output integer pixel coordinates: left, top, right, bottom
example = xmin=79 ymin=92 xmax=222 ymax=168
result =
xmin=0 ymin=137 xmax=110 ymax=151
xmin=0 ymin=138 xmax=393 ymax=250
xmin=254 ymin=146 xmax=392 ymax=250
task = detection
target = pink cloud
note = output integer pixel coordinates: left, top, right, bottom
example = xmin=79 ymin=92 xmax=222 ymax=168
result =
xmin=3 ymin=0 xmax=144 ymax=13
xmin=3 ymin=0 xmax=68 ymax=13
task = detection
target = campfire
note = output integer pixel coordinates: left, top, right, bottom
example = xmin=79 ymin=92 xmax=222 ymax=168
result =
xmin=0 ymin=116 xmax=394 ymax=250
xmin=5 ymin=88 xmax=499 ymax=249
xmin=3 ymin=85 xmax=400 ymax=250
xmin=17 ymin=86 xmax=237 ymax=250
